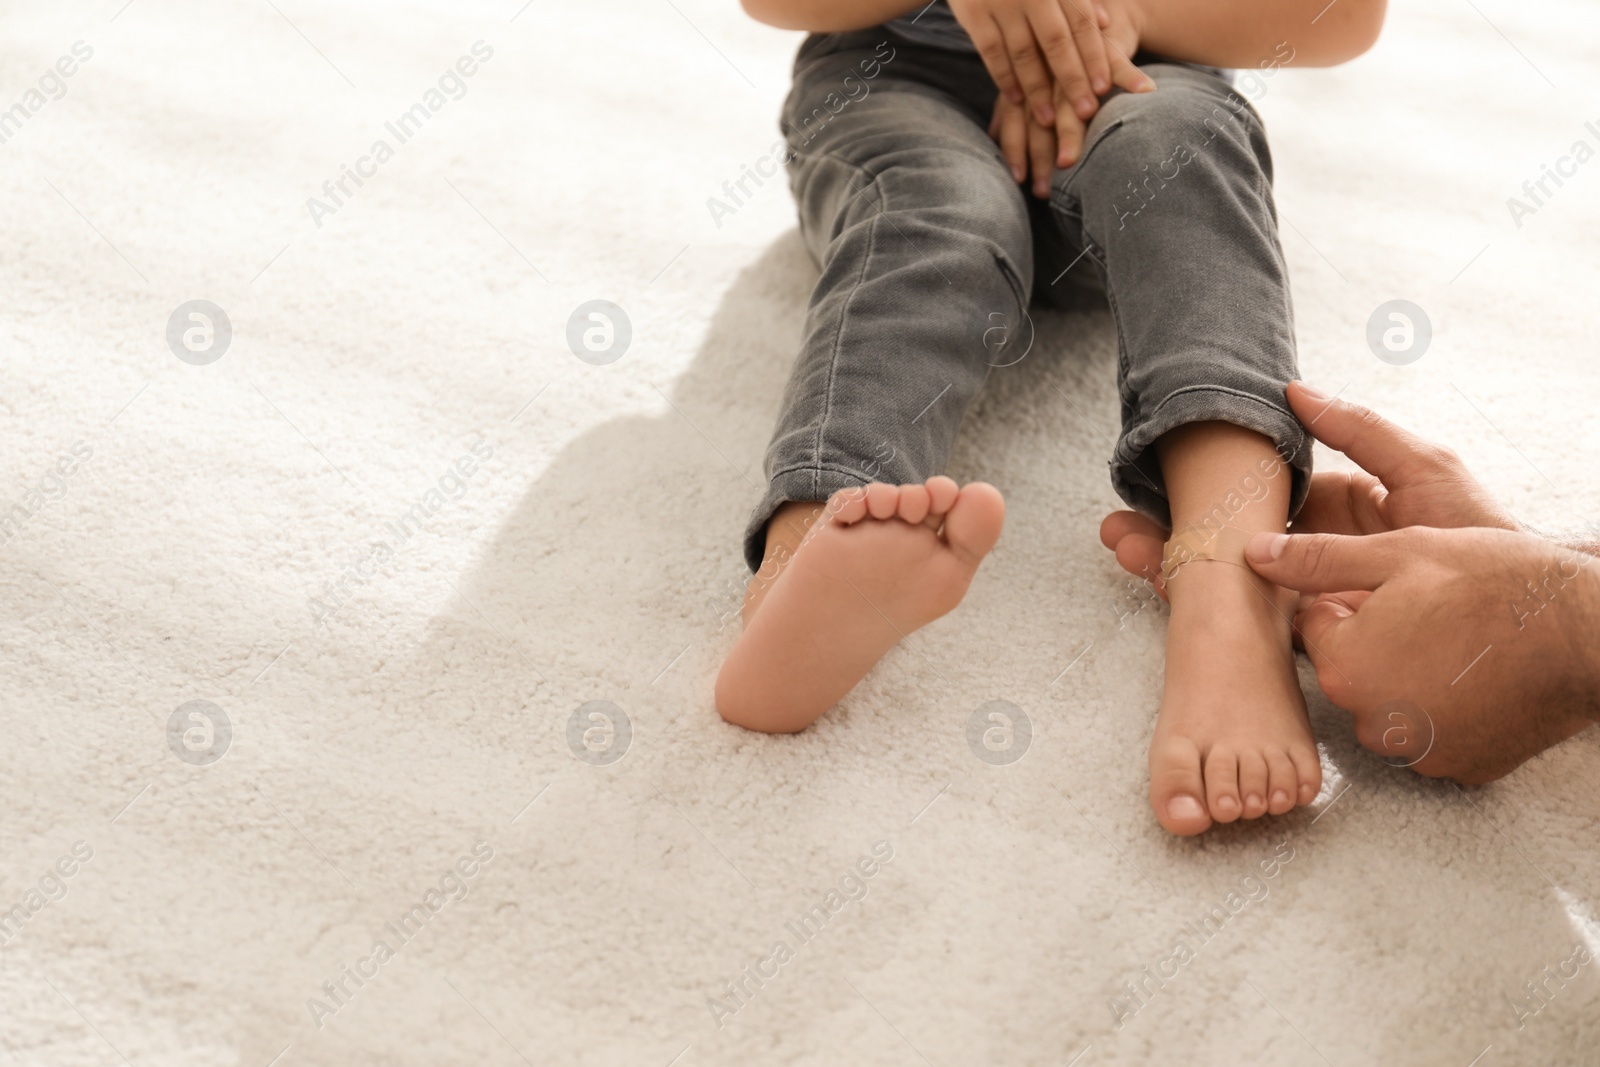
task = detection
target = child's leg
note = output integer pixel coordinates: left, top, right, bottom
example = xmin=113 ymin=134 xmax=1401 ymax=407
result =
xmin=1045 ymin=63 xmax=1321 ymax=832
xmin=720 ymin=478 xmax=1003 ymax=732
xmin=717 ymin=36 xmax=1021 ymax=733
xmin=1152 ymin=423 xmax=1318 ymax=834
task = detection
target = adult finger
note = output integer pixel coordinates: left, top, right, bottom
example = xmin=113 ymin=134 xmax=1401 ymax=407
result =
xmin=1292 ymin=595 xmax=1362 ymax=707
xmin=1286 ymin=590 xmax=1367 ymax=649
xmin=1293 ymin=591 xmax=1369 ymax=635
xmin=1285 ymin=381 xmax=1462 ymax=488
xmin=1098 ymin=509 xmax=1166 ymax=551
xmin=969 ymin=16 xmax=1026 ymax=106
xmin=1244 ymin=529 xmax=1410 ymax=593
xmin=1057 ymin=0 xmax=1110 ymax=96
xmin=1097 ymin=513 xmax=1169 ymax=596
xmin=1291 ymin=470 xmax=1389 ymax=537
xmin=997 ymin=13 xmax=1058 ymax=126
xmin=1114 ymin=533 xmax=1167 ymax=598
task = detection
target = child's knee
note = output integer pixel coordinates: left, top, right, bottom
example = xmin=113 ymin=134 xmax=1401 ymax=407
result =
xmin=1062 ymin=75 xmax=1274 ymax=227
xmin=1089 ymin=72 xmax=1268 ymax=176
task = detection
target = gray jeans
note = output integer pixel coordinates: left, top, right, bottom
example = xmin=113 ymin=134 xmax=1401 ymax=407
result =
xmin=742 ymin=30 xmax=1310 ymax=571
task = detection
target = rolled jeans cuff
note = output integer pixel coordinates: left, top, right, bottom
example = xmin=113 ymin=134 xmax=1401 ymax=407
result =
xmin=741 ymin=463 xmax=878 ymax=573
xmin=1111 ymin=385 xmax=1312 ymax=529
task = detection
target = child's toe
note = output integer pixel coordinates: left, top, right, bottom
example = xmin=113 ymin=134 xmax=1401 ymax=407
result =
xmin=1205 ymin=746 xmax=1242 ymax=823
xmin=922 ymin=476 xmax=959 ymax=523
xmin=828 ymin=487 xmax=869 ymax=525
xmin=864 ymin=482 xmax=899 ymax=520
xmin=896 ymin=483 xmax=931 ymax=525
xmin=1290 ymin=743 xmax=1323 ymax=805
xmin=942 ymin=483 xmax=1005 ymax=562
xmin=1237 ymin=750 xmax=1269 ymax=818
xmin=1149 ymin=738 xmax=1212 ymax=836
xmin=1265 ymin=748 xmax=1297 ymax=814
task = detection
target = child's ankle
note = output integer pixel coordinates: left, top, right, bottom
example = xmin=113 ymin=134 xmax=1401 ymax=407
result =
xmin=1165 ymin=555 xmax=1293 ymax=622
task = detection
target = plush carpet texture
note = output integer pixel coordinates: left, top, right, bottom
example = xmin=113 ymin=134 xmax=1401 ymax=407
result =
xmin=2 ymin=0 xmax=1598 ymax=1064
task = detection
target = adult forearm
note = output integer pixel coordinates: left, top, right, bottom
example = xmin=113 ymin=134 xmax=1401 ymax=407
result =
xmin=1130 ymin=0 xmax=1387 ymax=68
xmin=741 ymin=0 xmax=923 ymax=32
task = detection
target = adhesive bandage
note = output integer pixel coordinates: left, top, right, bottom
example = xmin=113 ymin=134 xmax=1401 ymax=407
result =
xmin=1160 ymin=524 xmax=1256 ymax=583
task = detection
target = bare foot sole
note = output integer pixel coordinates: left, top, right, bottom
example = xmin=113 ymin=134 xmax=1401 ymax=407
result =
xmin=715 ymin=477 xmax=1004 ymax=733
xmin=1149 ymin=557 xmax=1323 ymax=835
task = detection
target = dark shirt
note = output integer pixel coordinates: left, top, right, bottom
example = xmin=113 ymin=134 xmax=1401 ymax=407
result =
xmin=886 ymin=1 xmax=977 ymax=52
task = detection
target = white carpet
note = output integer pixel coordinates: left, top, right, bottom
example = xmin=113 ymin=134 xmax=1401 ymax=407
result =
xmin=3 ymin=0 xmax=1599 ymax=1063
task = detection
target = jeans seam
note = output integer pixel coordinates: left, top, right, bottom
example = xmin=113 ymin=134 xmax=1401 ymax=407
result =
xmin=813 ymin=164 xmax=881 ymax=498
xmin=1103 ymin=282 xmax=1133 ymax=389
xmin=1122 ymin=384 xmax=1302 ymax=457
xmin=1050 ymin=116 xmax=1126 ymax=206
xmin=768 ymin=460 xmax=882 ymax=485
xmin=1075 ymin=213 xmax=1128 ymax=385
xmin=992 ymin=253 xmax=1030 ymax=322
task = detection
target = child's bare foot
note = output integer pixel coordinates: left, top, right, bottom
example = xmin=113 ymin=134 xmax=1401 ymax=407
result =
xmin=1149 ymin=557 xmax=1322 ymax=835
xmin=716 ymin=477 xmax=1004 ymax=733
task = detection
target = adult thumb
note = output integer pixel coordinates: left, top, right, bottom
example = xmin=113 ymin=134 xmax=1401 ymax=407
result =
xmin=1245 ymin=530 xmax=1405 ymax=593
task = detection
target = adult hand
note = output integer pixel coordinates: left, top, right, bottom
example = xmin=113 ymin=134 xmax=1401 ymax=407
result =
xmin=1099 ymin=381 xmax=1521 ymax=596
xmin=1284 ymin=381 xmax=1518 ymax=535
xmin=1244 ymin=525 xmax=1599 ymax=783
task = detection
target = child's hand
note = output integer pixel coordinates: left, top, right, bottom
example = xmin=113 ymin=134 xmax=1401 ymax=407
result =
xmin=1047 ymin=6 xmax=1152 ymax=167
xmin=990 ymin=1 xmax=1154 ymax=183
xmin=951 ymin=0 xmax=1151 ymax=131
xmin=1090 ymin=0 xmax=1152 ymax=89
xmin=989 ymin=91 xmax=1059 ymax=199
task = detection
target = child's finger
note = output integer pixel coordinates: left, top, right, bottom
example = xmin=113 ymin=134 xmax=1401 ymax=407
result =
xmin=1028 ymin=117 xmax=1056 ymax=198
xmin=1107 ymin=46 xmax=1156 ymax=93
xmin=997 ymin=103 xmax=1028 ymax=183
xmin=1054 ymin=89 xmax=1087 ymax=167
xmin=968 ymin=16 xmax=1025 ymax=105
xmin=1025 ymin=2 xmax=1095 ymax=121
xmin=1057 ymin=0 xmax=1110 ymax=97
xmin=996 ymin=13 xmax=1058 ymax=126
xmin=1095 ymin=2 xmax=1110 ymax=28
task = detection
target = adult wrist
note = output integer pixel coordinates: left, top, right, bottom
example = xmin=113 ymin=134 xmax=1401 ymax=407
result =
xmin=1562 ymin=549 xmax=1600 ymax=723
xmin=1520 ymin=516 xmax=1600 ymax=558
